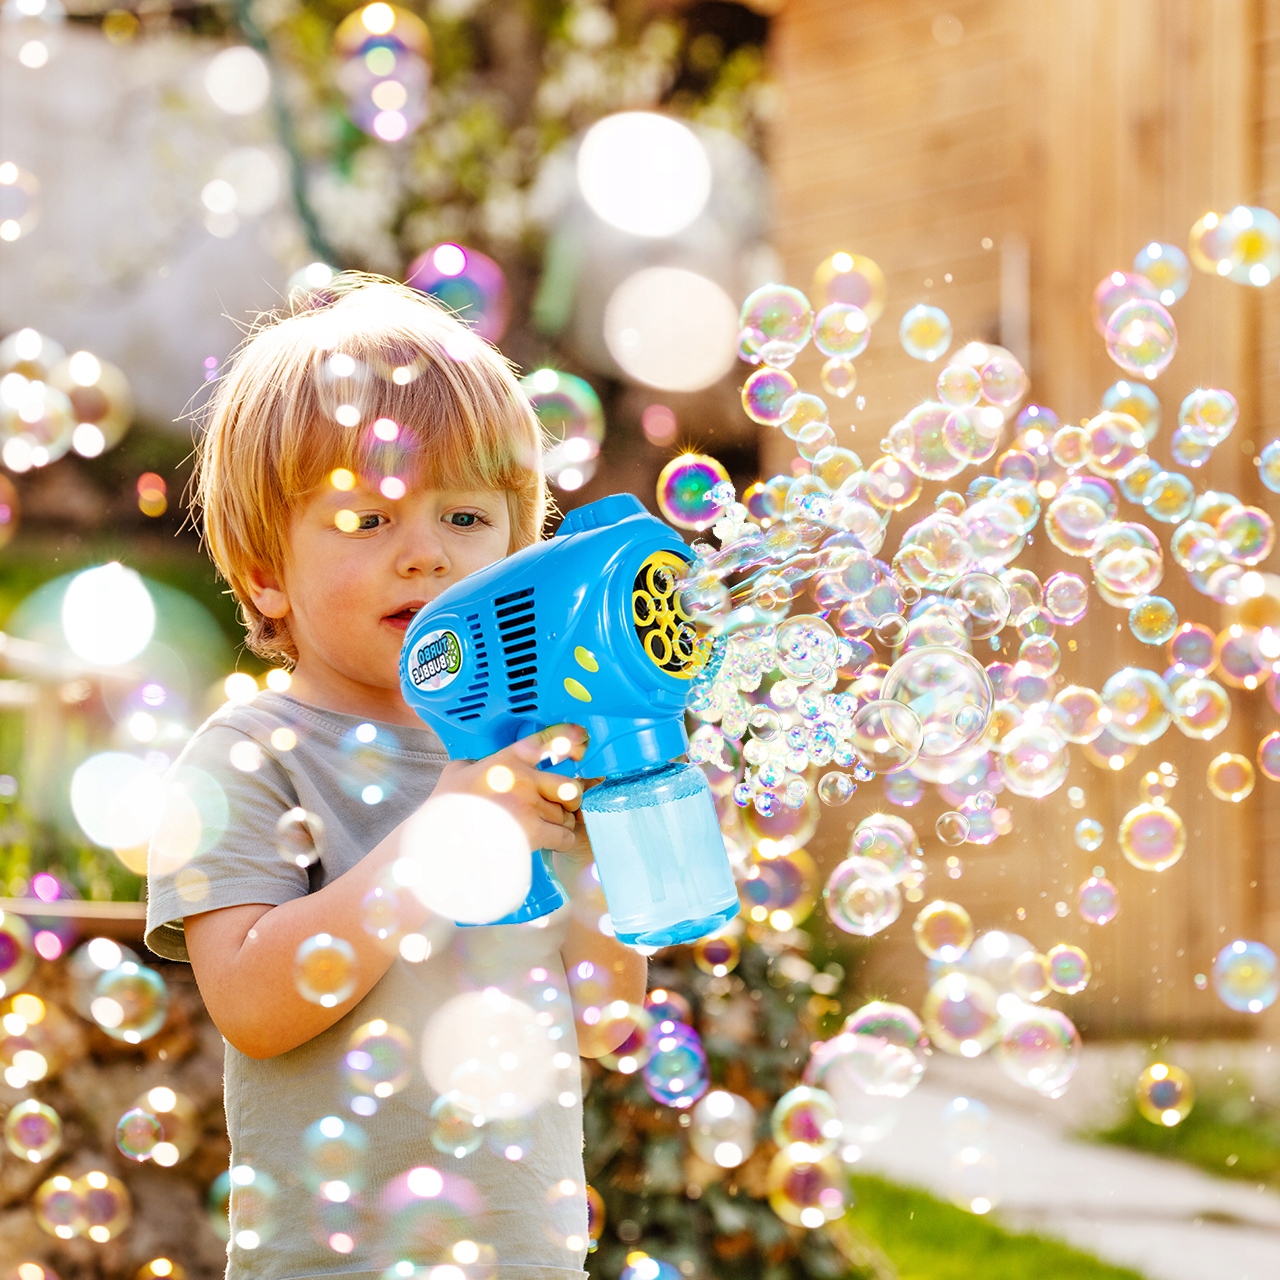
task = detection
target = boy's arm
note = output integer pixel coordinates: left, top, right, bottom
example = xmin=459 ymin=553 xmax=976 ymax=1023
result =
xmin=554 ymin=834 xmax=648 ymax=1059
xmin=185 ymin=726 xmax=585 ymax=1060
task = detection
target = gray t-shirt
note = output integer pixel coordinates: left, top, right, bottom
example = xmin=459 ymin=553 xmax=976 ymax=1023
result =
xmin=146 ymin=692 xmax=589 ymax=1280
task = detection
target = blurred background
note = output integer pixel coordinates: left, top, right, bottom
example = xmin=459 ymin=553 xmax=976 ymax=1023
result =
xmin=7 ymin=2 xmax=1280 ymax=1279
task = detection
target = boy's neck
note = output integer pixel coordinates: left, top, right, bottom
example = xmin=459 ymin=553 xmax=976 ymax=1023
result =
xmin=283 ymin=660 xmax=425 ymax=729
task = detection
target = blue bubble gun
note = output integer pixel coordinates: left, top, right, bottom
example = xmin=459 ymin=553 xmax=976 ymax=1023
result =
xmin=400 ymin=493 xmax=738 ymax=947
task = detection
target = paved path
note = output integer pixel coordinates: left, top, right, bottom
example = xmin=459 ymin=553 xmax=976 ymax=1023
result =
xmin=850 ymin=1050 xmax=1280 ymax=1280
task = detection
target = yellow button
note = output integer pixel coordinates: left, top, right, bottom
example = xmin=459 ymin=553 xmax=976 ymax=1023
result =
xmin=574 ymin=646 xmax=599 ymax=673
xmin=563 ymin=677 xmax=592 ymax=702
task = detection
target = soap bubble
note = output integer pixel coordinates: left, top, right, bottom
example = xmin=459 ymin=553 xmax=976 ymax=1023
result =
xmin=1206 ymin=751 xmax=1255 ymax=802
xmin=922 ymin=972 xmax=1001 ymax=1058
xmin=1129 ymin=595 xmax=1178 ymax=645
xmin=302 ymin=1114 xmax=368 ymax=1194
xmin=935 ymin=811 xmax=969 ymax=845
xmin=1168 ymin=621 xmax=1216 ymax=674
xmin=888 ymin=403 xmax=973 ymax=482
xmin=913 ymin=900 xmax=974 ymax=961
xmin=4 ymin=1098 xmax=61 ymax=1162
xmin=345 ymin=1019 xmax=413 ymax=1099
xmin=1044 ymin=571 xmax=1089 ymax=624
xmin=1217 ymin=505 xmax=1274 ymax=564
xmin=34 ymin=1174 xmax=85 ymax=1239
xmin=766 ymin=1146 xmax=846 ymax=1228
xmin=691 ymin=1090 xmax=757 ymax=1167
xmin=880 ymin=646 xmax=993 ymax=759
xmin=820 ymin=357 xmax=857 ymax=398
xmin=899 ymin=305 xmax=953 ymax=362
xmin=739 ymin=284 xmax=814 ymax=367
xmin=1171 ymin=677 xmax=1232 ymax=739
xmin=1259 ymin=440 xmax=1280 ymax=492
xmin=1119 ymin=802 xmax=1186 ymax=871
xmin=979 ymin=352 xmax=1028 ymax=407
xmin=275 ymin=807 xmax=323 ymax=869
xmin=1078 ymin=876 xmax=1119 ymax=925
xmin=741 ymin=367 xmax=799 ymax=425
xmin=76 ymin=1170 xmax=131 ymax=1242
xmin=850 ymin=699 xmax=924 ymax=772
xmin=1215 ymin=205 xmax=1280 ymax=285
xmin=294 ymin=934 xmax=358 ymax=1007
xmin=1134 ymin=241 xmax=1191 ymax=304
xmin=407 ymin=242 xmax=510 ymax=343
xmin=91 ymin=962 xmax=168 ymax=1043
xmin=1212 ymin=940 xmax=1279 ymax=1013
xmin=423 ymin=988 xmax=556 ymax=1118
xmin=817 ymin=771 xmax=856 ymax=805
xmin=1101 ymin=668 xmax=1170 ymax=744
xmin=429 ymin=1094 xmax=483 ymax=1157
xmin=400 ymin=793 xmax=531 ymax=924
xmin=693 ymin=934 xmax=740 ymax=976
xmin=115 ymin=1107 xmax=163 ymax=1161
xmin=1046 ymin=944 xmax=1091 ymax=995
xmin=1093 ymin=271 xmax=1160 ymax=333
xmin=1136 ymin=1062 xmax=1193 ymax=1126
xmin=823 ymin=857 xmax=901 ymax=936
xmin=1104 ymin=298 xmax=1177 ymax=379
xmin=814 ymin=303 xmax=870 ymax=359
xmin=656 ymin=453 xmax=731 ymax=531
xmin=1009 ymin=951 xmax=1052 ymax=1002
xmin=849 ymin=814 xmax=920 ymax=880
xmin=1258 ymin=730 xmax=1280 ymax=780
xmin=807 ymin=1029 xmax=923 ymax=1101
xmin=814 ymin=251 xmax=887 ymax=322
xmin=956 ymin=930 xmax=1035 ymax=992
xmin=642 ymin=1022 xmax=708 ymax=1109
xmin=772 ymin=1085 xmax=841 ymax=1156
xmin=0 ymin=909 xmax=34 ymax=996
xmin=1142 ymin=471 xmax=1195 ymax=524
xmin=61 ymin=563 xmax=155 ymax=666
xmin=1074 ymin=818 xmax=1104 ymax=851
xmin=996 ymin=1006 xmax=1081 ymax=1094
xmin=133 ymin=1086 xmax=198 ymax=1164
xmin=998 ymin=723 xmax=1069 ymax=798
xmin=1102 ymin=379 xmax=1161 ymax=441
xmin=946 ymin=572 xmax=1010 ymax=638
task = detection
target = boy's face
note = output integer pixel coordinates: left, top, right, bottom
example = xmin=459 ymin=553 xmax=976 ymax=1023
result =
xmin=249 ymin=478 xmax=511 ymax=720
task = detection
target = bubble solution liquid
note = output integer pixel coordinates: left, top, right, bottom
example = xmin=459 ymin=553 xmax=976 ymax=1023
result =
xmin=580 ymin=761 xmax=738 ymax=947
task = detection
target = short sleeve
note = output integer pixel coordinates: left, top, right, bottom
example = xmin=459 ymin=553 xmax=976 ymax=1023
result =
xmin=145 ymin=724 xmax=306 ymax=961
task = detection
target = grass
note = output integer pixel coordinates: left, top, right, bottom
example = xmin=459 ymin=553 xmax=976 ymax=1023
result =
xmin=1094 ymin=1088 xmax=1280 ymax=1188
xmin=846 ymin=1174 xmax=1148 ymax=1280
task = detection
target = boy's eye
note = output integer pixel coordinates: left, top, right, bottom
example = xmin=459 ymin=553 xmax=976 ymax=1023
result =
xmin=448 ymin=512 xmax=482 ymax=528
xmin=335 ymin=510 xmax=385 ymax=533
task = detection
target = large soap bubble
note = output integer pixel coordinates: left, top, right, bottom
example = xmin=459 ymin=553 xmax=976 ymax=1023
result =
xmin=1104 ymin=299 xmax=1177 ymax=379
xmin=996 ymin=1006 xmax=1081 ymax=1095
xmin=61 ymin=563 xmax=155 ymax=666
xmin=880 ymin=646 xmax=993 ymax=760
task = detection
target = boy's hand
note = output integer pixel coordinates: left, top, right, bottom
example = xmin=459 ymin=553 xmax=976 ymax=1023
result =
xmin=434 ymin=723 xmax=588 ymax=853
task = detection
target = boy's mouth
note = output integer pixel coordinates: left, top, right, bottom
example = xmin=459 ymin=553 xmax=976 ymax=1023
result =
xmin=383 ymin=603 xmax=425 ymax=631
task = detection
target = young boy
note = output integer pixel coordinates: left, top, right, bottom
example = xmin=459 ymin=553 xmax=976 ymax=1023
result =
xmin=145 ymin=275 xmax=645 ymax=1279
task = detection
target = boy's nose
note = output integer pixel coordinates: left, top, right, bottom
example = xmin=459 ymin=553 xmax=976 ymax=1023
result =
xmin=396 ymin=522 xmax=450 ymax=577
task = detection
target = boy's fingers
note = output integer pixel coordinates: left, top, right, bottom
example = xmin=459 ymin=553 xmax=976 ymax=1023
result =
xmin=507 ymin=724 xmax=588 ymax=766
xmin=537 ymin=772 xmax=582 ymax=810
xmin=534 ymin=818 xmax=579 ymax=853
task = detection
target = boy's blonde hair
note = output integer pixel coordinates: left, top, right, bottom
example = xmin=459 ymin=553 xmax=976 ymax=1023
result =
xmin=192 ymin=273 xmax=547 ymax=664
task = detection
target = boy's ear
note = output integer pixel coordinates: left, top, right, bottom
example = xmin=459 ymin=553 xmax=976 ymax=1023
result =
xmin=244 ymin=565 xmax=290 ymax=620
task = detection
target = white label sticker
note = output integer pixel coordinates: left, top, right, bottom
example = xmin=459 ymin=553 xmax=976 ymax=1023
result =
xmin=408 ymin=628 xmax=464 ymax=692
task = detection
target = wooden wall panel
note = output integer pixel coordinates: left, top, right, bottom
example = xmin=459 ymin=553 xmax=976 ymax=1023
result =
xmin=769 ymin=0 xmax=1276 ymax=1036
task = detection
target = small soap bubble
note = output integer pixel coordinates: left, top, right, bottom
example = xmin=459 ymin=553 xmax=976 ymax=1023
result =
xmin=1046 ymin=943 xmax=1091 ymax=995
xmin=691 ymin=1090 xmax=757 ymax=1168
xmin=771 ymin=1085 xmax=842 ymax=1156
xmin=115 ymin=1107 xmax=163 ymax=1162
xmin=922 ymin=972 xmax=1001 ymax=1058
xmin=430 ymin=1095 xmax=484 ymax=1157
xmin=656 ymin=453 xmax=731 ymax=531
xmin=1259 ymin=440 xmax=1280 ymax=493
xmin=1134 ymin=241 xmax=1191 ymax=304
xmin=346 ymin=1019 xmax=414 ymax=1098
xmin=91 ymin=963 xmax=169 ymax=1044
xmin=275 ymin=807 xmax=323 ymax=869
xmin=913 ymin=900 xmax=974 ymax=962
xmin=766 ymin=1145 xmax=846 ymax=1227
xmin=295 ymin=934 xmax=358 ymax=1007
xmin=739 ymin=284 xmax=814 ymax=367
xmin=1009 ymin=951 xmax=1052 ymax=1002
xmin=1074 ymin=818 xmax=1104 ymax=851
xmin=899 ymin=305 xmax=953 ymax=362
xmin=1077 ymin=876 xmax=1119 ymax=925
xmin=935 ymin=811 xmax=969 ymax=845
xmin=4 ymin=1098 xmax=62 ymax=1163
xmin=741 ymin=367 xmax=799 ymax=425
xmin=1258 ymin=730 xmax=1280 ymax=781
xmin=938 ymin=362 xmax=982 ymax=408
xmin=823 ymin=857 xmax=901 ymax=936
xmin=1136 ymin=1062 xmax=1193 ymax=1126
xmin=1129 ymin=595 xmax=1178 ymax=645
xmin=814 ymin=303 xmax=870 ymax=359
xmin=693 ymin=934 xmax=740 ymax=976
xmin=1212 ymin=940 xmax=1279 ymax=1013
xmin=850 ymin=699 xmax=924 ymax=773
xmin=997 ymin=1006 xmax=1081 ymax=1095
xmin=1104 ymin=299 xmax=1177 ymax=379
xmin=1206 ymin=752 xmax=1255 ymax=802
xmin=819 ymin=356 xmax=857 ymax=398
xmin=1119 ymin=802 xmax=1186 ymax=872
xmin=817 ymin=771 xmax=855 ymax=806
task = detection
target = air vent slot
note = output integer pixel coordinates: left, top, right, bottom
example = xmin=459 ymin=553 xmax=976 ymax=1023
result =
xmin=445 ymin=613 xmax=490 ymax=722
xmin=495 ymin=586 xmax=538 ymax=714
